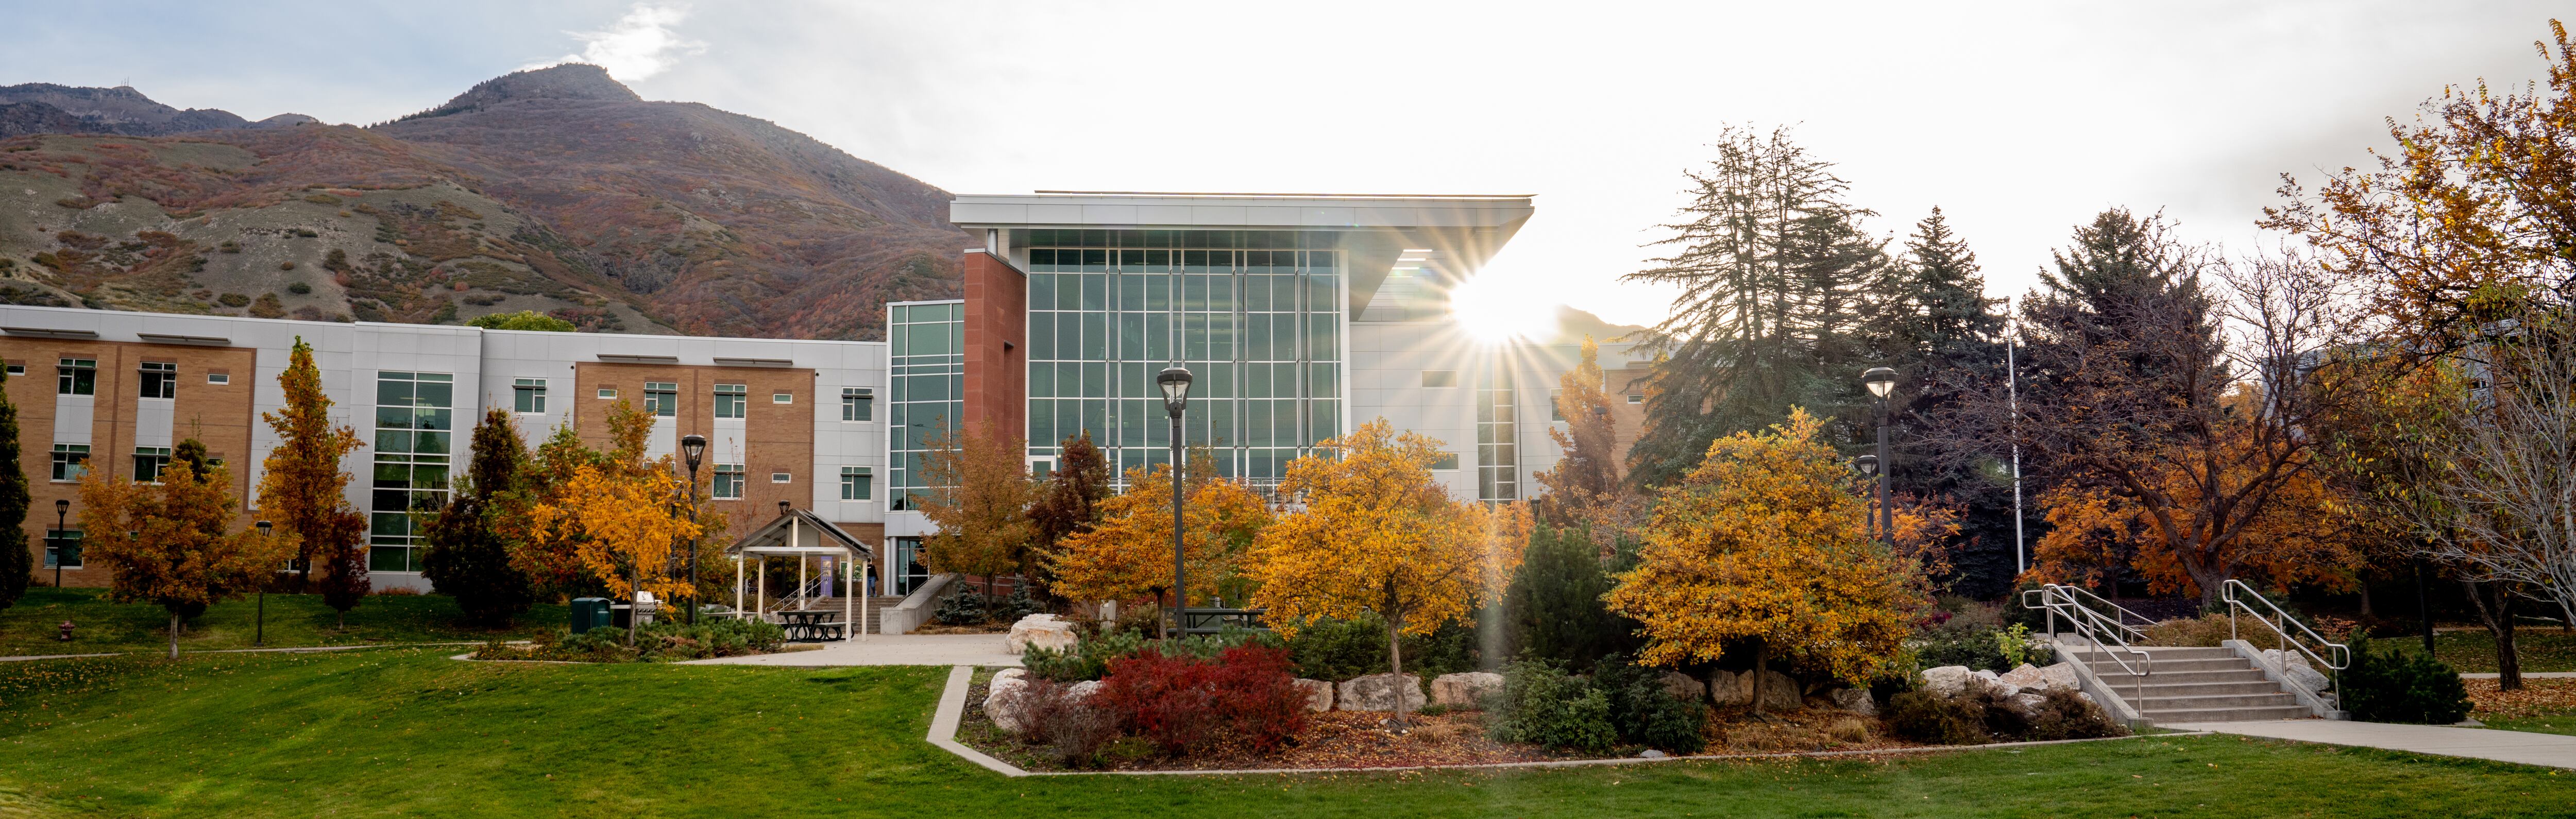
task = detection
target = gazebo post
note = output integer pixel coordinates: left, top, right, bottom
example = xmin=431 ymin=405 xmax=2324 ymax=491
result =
xmin=796 ymin=554 xmax=807 ymax=612
xmin=843 ymin=553 xmax=855 ymax=643
xmin=734 ymin=554 xmax=743 ymax=619
xmin=756 ymin=555 xmax=766 ymax=621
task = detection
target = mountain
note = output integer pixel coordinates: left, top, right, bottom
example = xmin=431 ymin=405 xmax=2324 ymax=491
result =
xmin=0 ymin=64 xmax=965 ymax=340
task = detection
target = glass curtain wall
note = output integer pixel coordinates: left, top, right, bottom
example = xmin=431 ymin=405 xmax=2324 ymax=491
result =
xmin=1023 ymin=229 xmax=1342 ymax=490
xmin=1476 ymin=359 xmax=1518 ymax=501
xmin=370 ymin=371 xmax=453 ymax=572
xmin=887 ymin=301 xmax=964 ymax=510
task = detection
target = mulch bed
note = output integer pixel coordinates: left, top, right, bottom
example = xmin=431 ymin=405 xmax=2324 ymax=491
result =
xmin=955 ymin=674 xmax=1933 ymax=772
xmin=910 ymin=624 xmax=1012 ymax=635
xmin=2466 ymin=678 xmax=2576 ymax=719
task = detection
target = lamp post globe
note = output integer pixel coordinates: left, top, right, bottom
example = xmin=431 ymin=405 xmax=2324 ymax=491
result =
xmin=680 ymin=434 xmax=707 ymax=623
xmin=1156 ymin=366 xmax=1193 ymax=642
xmin=1862 ymin=367 xmax=1898 ymax=399
xmin=1859 ymin=367 xmax=1896 ymax=548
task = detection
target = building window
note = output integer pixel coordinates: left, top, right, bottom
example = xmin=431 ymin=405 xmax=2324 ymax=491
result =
xmin=5 ymin=363 xmax=22 ymax=377
xmin=597 ymin=388 xmax=618 ymax=400
xmin=712 ymin=464 xmax=744 ymax=499
xmin=133 ymin=446 xmax=172 ymax=483
xmin=713 ymin=384 xmax=748 ymax=419
xmin=772 ymin=392 xmax=793 ymax=404
xmin=1549 ymin=389 xmax=1565 ymax=422
xmin=57 ymin=358 xmax=95 ymax=396
xmin=887 ymin=301 xmax=965 ymax=509
xmin=43 ymin=529 xmax=81 ymax=569
xmin=1626 ymin=394 xmax=1645 ymax=404
xmin=1477 ymin=363 xmax=1517 ymax=501
xmin=138 ymin=361 xmax=176 ymax=399
xmin=841 ymin=387 xmax=874 ymax=422
xmin=1430 ymin=452 xmax=1460 ymax=471
xmin=206 ymin=372 xmax=230 ymax=385
xmin=1421 ymin=370 xmax=1458 ymax=388
xmin=513 ymin=378 xmax=547 ymax=414
xmin=644 ymin=382 xmax=677 ymax=416
xmin=770 ymin=471 xmax=792 ymax=484
xmin=370 ymin=371 xmax=453 ymax=573
xmin=839 ymin=466 xmax=874 ymax=501
xmin=50 ymin=444 xmax=89 ymax=481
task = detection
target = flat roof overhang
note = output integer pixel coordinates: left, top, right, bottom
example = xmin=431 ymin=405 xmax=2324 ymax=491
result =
xmin=950 ymin=192 xmax=1534 ymax=313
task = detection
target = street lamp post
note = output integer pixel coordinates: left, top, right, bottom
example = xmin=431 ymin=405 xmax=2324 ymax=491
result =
xmin=254 ymin=521 xmax=273 ymax=646
xmin=1854 ymin=454 xmax=1879 ymax=543
xmin=681 ymin=434 xmax=708 ymax=624
xmin=52 ymin=499 xmax=67 ymax=590
xmin=1862 ymin=367 xmax=1897 ymax=549
xmin=1157 ymin=366 xmax=1194 ymax=643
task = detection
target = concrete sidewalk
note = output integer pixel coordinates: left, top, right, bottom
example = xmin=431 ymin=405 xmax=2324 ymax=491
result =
xmin=679 ymin=634 xmax=1021 ymax=668
xmin=2166 ymin=720 xmax=2576 ymax=770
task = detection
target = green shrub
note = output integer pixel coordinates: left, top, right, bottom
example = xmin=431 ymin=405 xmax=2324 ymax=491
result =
xmin=933 ymin=590 xmax=986 ymax=625
xmin=1886 ymin=690 xmax=1989 ymax=745
xmin=992 ymin=586 xmax=1047 ymax=622
xmin=1995 ymin=623 xmax=2056 ymax=668
xmin=480 ymin=618 xmax=786 ymax=663
xmin=217 ymin=292 xmax=250 ymax=307
xmin=2342 ymin=632 xmax=2473 ymax=724
xmin=1592 ymin=655 xmax=1709 ymax=753
xmin=1916 ymin=620 xmax=2010 ymax=671
xmin=1503 ymin=525 xmax=1636 ymax=670
xmin=1486 ymin=660 xmax=1617 ymax=753
xmin=1025 ymin=627 xmax=1148 ymax=682
xmin=1282 ymin=612 xmax=1479 ymax=681
xmin=2006 ymin=688 xmax=2127 ymax=741
xmin=287 ymin=281 xmax=312 ymax=295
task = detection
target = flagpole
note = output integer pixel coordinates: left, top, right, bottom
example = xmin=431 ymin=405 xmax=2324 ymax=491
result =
xmin=2007 ymin=296 xmax=2025 ymax=575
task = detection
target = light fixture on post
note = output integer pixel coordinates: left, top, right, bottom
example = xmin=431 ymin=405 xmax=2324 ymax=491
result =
xmin=1861 ymin=367 xmax=1897 ymax=549
xmin=680 ymin=434 xmax=708 ymax=624
xmin=1853 ymin=455 xmax=1879 ymax=543
xmin=1157 ymin=365 xmax=1194 ymax=643
xmin=254 ymin=521 xmax=273 ymax=646
xmin=52 ymin=499 xmax=68 ymax=590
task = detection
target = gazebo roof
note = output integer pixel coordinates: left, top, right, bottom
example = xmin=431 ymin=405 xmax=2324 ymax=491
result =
xmin=726 ymin=508 xmax=873 ymax=559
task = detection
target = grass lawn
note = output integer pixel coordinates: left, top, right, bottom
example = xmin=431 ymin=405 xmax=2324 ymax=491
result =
xmin=0 ymin=652 xmax=2569 ymax=817
xmin=2379 ymin=628 xmax=2576 ymax=673
xmin=0 ymin=588 xmax=565 ymax=656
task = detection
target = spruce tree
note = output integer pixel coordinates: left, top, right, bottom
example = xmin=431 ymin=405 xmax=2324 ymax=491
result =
xmin=1868 ymin=209 xmax=2014 ymax=594
xmin=421 ymin=408 xmax=535 ymax=626
xmin=0 ymin=367 xmax=29 ymax=608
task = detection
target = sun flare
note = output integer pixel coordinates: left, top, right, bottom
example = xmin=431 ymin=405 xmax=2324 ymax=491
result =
xmin=1449 ymin=274 xmax=1559 ymax=344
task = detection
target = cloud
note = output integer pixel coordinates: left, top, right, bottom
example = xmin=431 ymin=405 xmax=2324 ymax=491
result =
xmin=522 ymin=3 xmax=705 ymax=81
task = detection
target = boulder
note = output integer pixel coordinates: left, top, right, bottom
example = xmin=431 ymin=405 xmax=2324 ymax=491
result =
xmin=1338 ymin=673 xmax=1428 ymax=712
xmin=1709 ymin=670 xmax=1751 ymax=706
xmin=1660 ymin=671 xmax=1708 ymax=703
xmin=1996 ymin=663 xmax=2047 ymax=690
xmin=1748 ymin=669 xmax=1802 ymax=712
xmin=1430 ymin=671 xmax=1504 ymax=708
xmin=1066 ymin=679 xmax=1104 ymax=703
xmin=1828 ymin=687 xmax=1877 ymax=716
xmin=2283 ymin=662 xmax=2331 ymax=694
xmin=2037 ymin=662 xmax=2081 ymax=692
xmin=1006 ymin=613 xmax=1078 ymax=654
xmin=984 ymin=669 xmax=1031 ymax=733
xmin=2005 ymin=693 xmax=2049 ymax=716
xmin=1292 ymin=678 xmax=1335 ymax=712
xmin=1921 ymin=666 xmax=1974 ymax=697
xmin=1987 ymin=681 xmax=2022 ymax=698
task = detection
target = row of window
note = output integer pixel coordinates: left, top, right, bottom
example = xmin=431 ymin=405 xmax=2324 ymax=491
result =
xmin=700 ymin=465 xmax=875 ymax=501
xmin=47 ymin=359 xmax=229 ymax=397
xmin=557 ymin=382 xmax=876 ymax=420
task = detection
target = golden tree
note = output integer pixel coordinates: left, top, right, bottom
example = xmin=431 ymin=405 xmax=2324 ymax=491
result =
xmin=256 ymin=337 xmax=365 ymax=604
xmin=917 ymin=421 xmax=1036 ymax=604
xmin=524 ymin=400 xmax=707 ymax=636
xmin=1605 ymin=408 xmax=1928 ymax=713
xmin=80 ymin=458 xmax=293 ymax=657
xmin=1245 ymin=419 xmax=1527 ymax=723
xmin=1048 ymin=452 xmax=1273 ymax=608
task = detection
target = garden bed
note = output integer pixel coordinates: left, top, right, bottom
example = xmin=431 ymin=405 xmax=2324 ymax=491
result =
xmin=954 ymin=668 xmax=1936 ymax=773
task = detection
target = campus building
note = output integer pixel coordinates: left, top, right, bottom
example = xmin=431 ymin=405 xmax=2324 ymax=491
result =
xmin=5 ymin=192 xmax=1653 ymax=601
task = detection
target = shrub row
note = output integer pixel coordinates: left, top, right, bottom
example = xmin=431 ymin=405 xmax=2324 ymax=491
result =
xmin=1884 ymin=687 xmax=2125 ymax=745
xmin=1486 ymin=656 xmax=1708 ymax=754
xmin=995 ymin=644 xmax=1311 ymax=766
xmin=475 ymin=618 xmax=785 ymax=663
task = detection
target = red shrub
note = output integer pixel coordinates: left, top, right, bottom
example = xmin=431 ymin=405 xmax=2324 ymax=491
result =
xmin=1098 ymin=644 xmax=1310 ymax=756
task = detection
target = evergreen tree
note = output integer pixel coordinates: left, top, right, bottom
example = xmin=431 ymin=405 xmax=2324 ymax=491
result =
xmin=421 ymin=408 xmax=535 ymax=626
xmin=1622 ymin=126 xmax=1890 ymax=487
xmin=0 ymin=368 xmax=28 ymax=608
xmin=1025 ymin=430 xmax=1111 ymax=595
xmin=1868 ymin=209 xmax=2015 ymax=594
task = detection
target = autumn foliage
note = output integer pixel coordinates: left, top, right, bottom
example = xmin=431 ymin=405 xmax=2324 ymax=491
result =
xmin=255 ymin=337 xmax=368 ymax=615
xmin=526 ymin=400 xmax=705 ymax=605
xmin=80 ymin=457 xmax=293 ymax=657
xmin=1047 ymin=451 xmax=1272 ymax=607
xmin=1605 ymin=409 xmax=1928 ymax=710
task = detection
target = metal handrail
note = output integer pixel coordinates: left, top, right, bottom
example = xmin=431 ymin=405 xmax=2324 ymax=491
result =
xmin=2223 ymin=579 xmax=2350 ymax=671
xmin=2023 ymin=584 xmax=2153 ymax=716
xmin=2048 ymin=585 xmax=2156 ymax=643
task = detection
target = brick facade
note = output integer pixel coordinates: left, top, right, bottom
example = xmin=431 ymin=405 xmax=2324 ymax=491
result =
xmin=958 ymin=249 xmax=1026 ymax=442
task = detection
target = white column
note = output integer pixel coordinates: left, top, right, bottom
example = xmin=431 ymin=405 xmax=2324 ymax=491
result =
xmin=844 ymin=553 xmax=855 ymax=643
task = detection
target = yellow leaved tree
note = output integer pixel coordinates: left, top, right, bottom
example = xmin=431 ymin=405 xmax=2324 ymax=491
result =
xmin=1605 ymin=408 xmax=1929 ymax=714
xmin=1048 ymin=448 xmax=1273 ymax=610
xmin=526 ymin=400 xmax=704 ymax=639
xmin=1244 ymin=419 xmax=1529 ymax=724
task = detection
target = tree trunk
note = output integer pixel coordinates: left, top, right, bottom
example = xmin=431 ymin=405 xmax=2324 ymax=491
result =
xmin=1385 ymin=610 xmax=1409 ymax=730
xmin=2463 ymin=580 xmax=2521 ymax=691
xmin=167 ymin=612 xmax=180 ymax=659
xmin=2356 ymin=571 xmax=2374 ymax=619
xmin=1750 ymin=639 xmax=1770 ymax=716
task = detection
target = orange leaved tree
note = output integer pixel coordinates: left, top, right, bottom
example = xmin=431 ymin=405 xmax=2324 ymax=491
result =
xmin=1244 ymin=419 xmax=1528 ymax=725
xmin=80 ymin=456 xmax=293 ymax=657
xmin=918 ymin=422 xmax=1037 ymax=605
xmin=526 ymin=401 xmax=703 ymax=642
xmin=1605 ymin=408 xmax=1929 ymax=714
xmin=1047 ymin=450 xmax=1272 ymax=611
xmin=256 ymin=336 xmax=367 ymax=623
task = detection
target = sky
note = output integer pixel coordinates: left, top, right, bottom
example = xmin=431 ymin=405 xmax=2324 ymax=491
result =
xmin=6 ymin=1 xmax=2568 ymax=332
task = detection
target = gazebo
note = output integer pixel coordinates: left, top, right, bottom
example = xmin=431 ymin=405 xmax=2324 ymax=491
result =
xmin=727 ymin=503 xmax=874 ymax=642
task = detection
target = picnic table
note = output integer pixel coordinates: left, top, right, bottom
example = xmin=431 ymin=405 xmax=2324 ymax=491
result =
xmin=775 ymin=609 xmax=844 ymax=642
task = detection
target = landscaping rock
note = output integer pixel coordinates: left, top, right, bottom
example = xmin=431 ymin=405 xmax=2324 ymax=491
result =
xmin=2263 ymin=649 xmax=2332 ymax=693
xmin=1660 ymin=671 xmax=1707 ymax=703
xmin=2006 ymin=693 xmax=2049 ymax=716
xmin=1005 ymin=613 xmax=1078 ymax=654
xmin=1709 ymin=670 xmax=1750 ymax=706
xmin=1996 ymin=662 xmax=2047 ymax=690
xmin=1827 ymin=687 xmax=1876 ymax=716
xmin=1987 ymin=681 xmax=2022 ymax=698
xmin=1066 ymin=679 xmax=1104 ymax=703
xmin=1430 ymin=671 xmax=1504 ymax=708
xmin=1639 ymin=749 xmax=1668 ymax=759
xmin=1338 ymin=673 xmax=1427 ymax=712
xmin=1921 ymin=665 xmax=1974 ymax=697
xmin=984 ymin=669 xmax=1030 ymax=733
xmin=2037 ymin=662 xmax=2081 ymax=692
xmin=1292 ymin=678 xmax=1335 ymax=712
xmin=1749 ymin=669 xmax=1801 ymax=712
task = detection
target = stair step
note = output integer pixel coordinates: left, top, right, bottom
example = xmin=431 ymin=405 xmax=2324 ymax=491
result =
xmin=2098 ymin=669 xmax=2270 ymax=685
xmin=2126 ymin=681 xmax=2292 ymax=697
xmin=2086 ymin=657 xmax=2252 ymax=673
xmin=2134 ymin=692 xmax=2302 ymax=709
xmin=2143 ymin=705 xmax=2316 ymax=723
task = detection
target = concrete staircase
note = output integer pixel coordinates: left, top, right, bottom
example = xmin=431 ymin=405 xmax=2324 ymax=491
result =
xmin=2067 ymin=644 xmax=2315 ymax=723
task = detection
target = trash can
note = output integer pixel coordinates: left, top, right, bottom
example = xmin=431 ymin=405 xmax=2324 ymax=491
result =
xmin=569 ymin=598 xmax=611 ymax=634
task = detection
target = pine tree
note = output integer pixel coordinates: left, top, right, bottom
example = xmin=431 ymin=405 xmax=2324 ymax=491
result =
xmin=421 ymin=408 xmax=536 ymax=626
xmin=1867 ymin=208 xmax=2014 ymax=593
xmin=257 ymin=337 xmax=368 ymax=624
xmin=0 ymin=367 xmax=28 ymax=609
